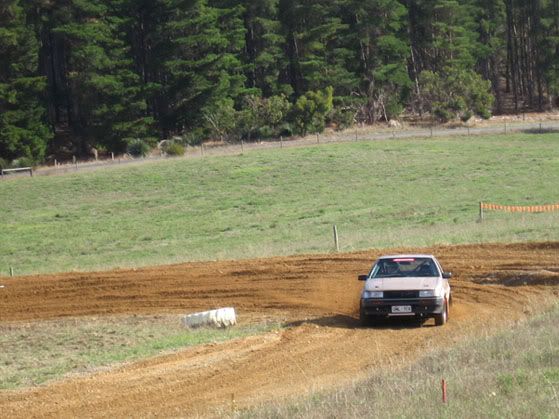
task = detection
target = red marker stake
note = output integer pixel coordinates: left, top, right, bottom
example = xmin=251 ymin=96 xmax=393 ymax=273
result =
xmin=442 ymin=379 xmax=447 ymax=403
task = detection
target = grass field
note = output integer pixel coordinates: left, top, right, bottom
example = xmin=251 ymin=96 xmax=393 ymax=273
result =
xmin=1 ymin=132 xmax=558 ymax=275
xmin=239 ymin=303 xmax=559 ymax=419
xmin=0 ymin=315 xmax=278 ymax=389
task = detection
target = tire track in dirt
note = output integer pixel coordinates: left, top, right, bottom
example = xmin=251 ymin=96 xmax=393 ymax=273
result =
xmin=0 ymin=242 xmax=558 ymax=417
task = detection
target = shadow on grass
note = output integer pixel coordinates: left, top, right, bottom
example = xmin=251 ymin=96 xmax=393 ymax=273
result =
xmin=521 ymin=128 xmax=559 ymax=134
xmin=286 ymin=314 xmax=432 ymax=330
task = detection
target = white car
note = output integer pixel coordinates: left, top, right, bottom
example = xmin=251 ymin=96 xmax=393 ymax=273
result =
xmin=358 ymin=254 xmax=452 ymax=326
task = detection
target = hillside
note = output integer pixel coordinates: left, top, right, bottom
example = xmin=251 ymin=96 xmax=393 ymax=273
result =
xmin=1 ymin=132 xmax=558 ymax=276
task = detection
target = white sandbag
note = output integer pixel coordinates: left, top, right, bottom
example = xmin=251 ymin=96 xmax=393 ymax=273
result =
xmin=182 ymin=307 xmax=236 ymax=328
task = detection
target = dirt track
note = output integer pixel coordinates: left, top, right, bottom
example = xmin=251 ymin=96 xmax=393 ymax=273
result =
xmin=1 ymin=242 xmax=558 ymax=417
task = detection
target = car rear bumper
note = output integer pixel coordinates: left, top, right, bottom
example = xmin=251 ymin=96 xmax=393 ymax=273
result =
xmin=360 ymin=297 xmax=445 ymax=317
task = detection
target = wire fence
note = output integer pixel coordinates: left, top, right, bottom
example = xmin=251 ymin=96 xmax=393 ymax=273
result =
xmin=3 ymin=119 xmax=559 ymax=179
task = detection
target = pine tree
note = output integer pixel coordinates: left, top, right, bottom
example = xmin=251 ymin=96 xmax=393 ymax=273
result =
xmin=120 ymin=0 xmax=170 ymax=120
xmin=407 ymin=0 xmax=494 ymax=118
xmin=470 ymin=0 xmax=506 ymax=112
xmin=537 ymin=0 xmax=559 ymax=108
xmin=342 ymin=0 xmax=412 ymax=122
xmin=431 ymin=0 xmax=479 ymax=71
xmin=543 ymin=0 xmax=559 ymax=104
xmin=3 ymin=0 xmax=559 ymax=163
xmin=0 ymin=0 xmax=52 ymax=163
xmin=48 ymin=0 xmax=154 ymax=153
xmin=405 ymin=0 xmax=481 ymax=73
xmin=155 ymin=0 xmax=246 ymax=135
xmin=279 ymin=0 xmax=354 ymax=96
xmin=241 ymin=0 xmax=289 ymax=97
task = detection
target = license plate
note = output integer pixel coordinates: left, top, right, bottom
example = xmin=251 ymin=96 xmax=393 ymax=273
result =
xmin=391 ymin=305 xmax=412 ymax=313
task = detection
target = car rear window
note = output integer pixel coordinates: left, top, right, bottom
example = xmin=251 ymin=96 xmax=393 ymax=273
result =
xmin=371 ymin=258 xmax=439 ymax=278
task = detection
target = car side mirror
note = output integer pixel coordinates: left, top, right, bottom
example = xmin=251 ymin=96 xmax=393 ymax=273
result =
xmin=443 ymin=272 xmax=452 ymax=279
xmin=358 ymin=274 xmax=368 ymax=281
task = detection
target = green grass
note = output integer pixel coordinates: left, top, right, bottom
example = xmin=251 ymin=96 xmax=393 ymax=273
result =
xmin=237 ymin=304 xmax=559 ymax=418
xmin=1 ymin=133 xmax=558 ymax=275
xmin=0 ymin=315 xmax=279 ymax=389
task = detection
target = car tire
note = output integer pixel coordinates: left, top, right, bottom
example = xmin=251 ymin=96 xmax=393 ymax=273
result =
xmin=359 ymin=310 xmax=376 ymax=327
xmin=434 ymin=299 xmax=448 ymax=326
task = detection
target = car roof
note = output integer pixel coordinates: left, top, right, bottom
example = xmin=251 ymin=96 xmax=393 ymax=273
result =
xmin=377 ymin=254 xmax=436 ymax=260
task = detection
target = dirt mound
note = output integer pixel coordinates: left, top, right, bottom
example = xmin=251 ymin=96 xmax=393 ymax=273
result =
xmin=0 ymin=242 xmax=558 ymax=417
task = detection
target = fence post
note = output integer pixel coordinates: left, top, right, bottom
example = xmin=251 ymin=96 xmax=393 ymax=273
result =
xmin=479 ymin=202 xmax=484 ymax=222
xmin=280 ymin=136 xmax=283 ymax=148
xmin=9 ymin=267 xmax=14 ymax=277
xmin=29 ymin=168 xmax=33 ymax=177
xmin=111 ymin=152 xmax=114 ymax=161
xmin=539 ymin=122 xmax=543 ymax=133
xmin=241 ymin=140 xmax=244 ymax=153
xmin=316 ymin=133 xmax=320 ymax=144
xmin=333 ymin=225 xmax=339 ymax=252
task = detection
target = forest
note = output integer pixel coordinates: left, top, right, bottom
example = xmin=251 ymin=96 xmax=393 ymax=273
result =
xmin=1 ymin=0 xmax=558 ymax=164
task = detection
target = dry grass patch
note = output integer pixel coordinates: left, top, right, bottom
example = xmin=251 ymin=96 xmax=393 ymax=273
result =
xmin=0 ymin=314 xmax=279 ymax=389
xmin=238 ymin=303 xmax=559 ymax=418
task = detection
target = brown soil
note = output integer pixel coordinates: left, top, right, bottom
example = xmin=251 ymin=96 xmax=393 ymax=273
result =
xmin=1 ymin=242 xmax=558 ymax=417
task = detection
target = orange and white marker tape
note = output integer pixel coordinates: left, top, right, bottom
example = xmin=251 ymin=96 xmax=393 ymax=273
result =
xmin=481 ymin=202 xmax=559 ymax=213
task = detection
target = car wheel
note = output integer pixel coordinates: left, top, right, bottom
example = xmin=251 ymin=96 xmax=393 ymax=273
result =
xmin=434 ymin=299 xmax=448 ymax=326
xmin=359 ymin=310 xmax=375 ymax=327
